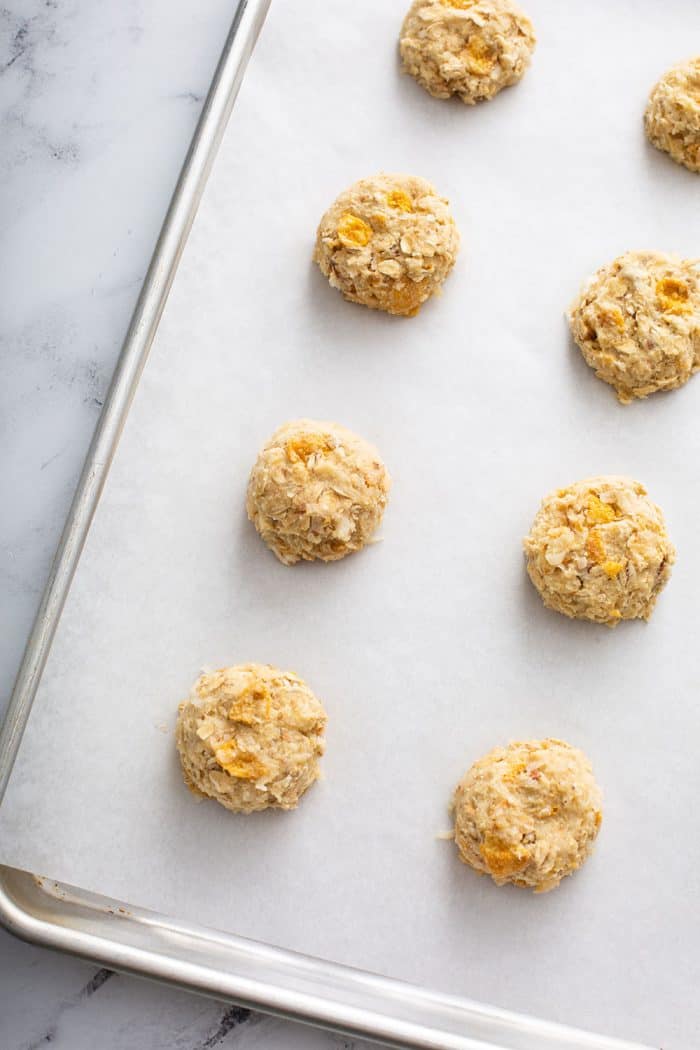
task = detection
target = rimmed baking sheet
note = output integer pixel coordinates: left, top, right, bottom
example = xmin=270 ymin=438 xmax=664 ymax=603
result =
xmin=2 ymin=1 xmax=700 ymax=1046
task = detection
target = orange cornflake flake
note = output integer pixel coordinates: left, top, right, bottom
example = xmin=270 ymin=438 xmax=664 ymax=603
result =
xmin=601 ymin=306 xmax=625 ymax=331
xmin=213 ymin=739 xmax=268 ymax=780
xmin=586 ymin=529 xmax=606 ymax=565
xmin=285 ymin=434 xmax=333 ymax=464
xmin=602 ymin=560 xmax=624 ymax=579
xmin=220 ymin=752 xmax=269 ymax=781
xmin=480 ymin=835 xmax=528 ymax=877
xmin=388 ymin=283 xmax=422 ymax=317
xmin=386 ymin=190 xmax=414 ymax=213
xmin=228 ymin=682 xmax=272 ymax=724
xmin=586 ymin=523 xmax=626 ymax=578
xmin=656 ymin=277 xmax=692 ymax=315
xmin=586 ymin=493 xmax=617 ymax=525
xmin=465 ymin=35 xmax=497 ymax=74
xmin=337 ymin=212 xmax=372 ymax=248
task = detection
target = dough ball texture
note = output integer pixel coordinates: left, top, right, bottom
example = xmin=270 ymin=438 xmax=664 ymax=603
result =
xmin=568 ymin=251 xmax=700 ymax=403
xmin=524 ymin=476 xmax=675 ymax=627
xmin=313 ymin=173 xmax=459 ymax=317
xmin=645 ymin=56 xmax=700 ymax=173
xmin=246 ymin=419 xmax=391 ymax=565
xmin=176 ymin=664 xmax=327 ymax=813
xmin=399 ymin=0 xmax=536 ymax=105
xmin=453 ymin=739 xmax=602 ymax=893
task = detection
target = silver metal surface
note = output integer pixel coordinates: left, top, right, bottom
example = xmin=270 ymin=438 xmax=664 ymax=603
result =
xmin=0 ymin=3 xmax=656 ymax=1047
xmin=0 ymin=866 xmax=650 ymax=1050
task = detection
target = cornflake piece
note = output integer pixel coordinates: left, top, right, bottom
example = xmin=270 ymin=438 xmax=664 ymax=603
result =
xmin=175 ymin=664 xmax=327 ymax=813
xmin=523 ymin=475 xmax=675 ymax=627
xmin=399 ymin=0 xmax=535 ymax=105
xmin=645 ymin=56 xmax=700 ymax=173
xmin=568 ymin=250 xmax=700 ymax=403
xmin=452 ymin=739 xmax=602 ymax=893
xmin=246 ymin=419 xmax=391 ymax=565
xmin=313 ymin=173 xmax=459 ymax=317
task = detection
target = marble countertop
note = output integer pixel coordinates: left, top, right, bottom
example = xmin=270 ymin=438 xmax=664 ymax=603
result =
xmin=0 ymin=3 xmax=370 ymax=1047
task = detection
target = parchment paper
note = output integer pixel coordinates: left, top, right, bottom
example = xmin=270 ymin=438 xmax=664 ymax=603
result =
xmin=3 ymin=1 xmax=700 ymax=1045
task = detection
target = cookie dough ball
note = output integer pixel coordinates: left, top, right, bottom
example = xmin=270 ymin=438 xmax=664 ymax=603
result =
xmin=313 ymin=173 xmax=459 ymax=317
xmin=524 ymin=476 xmax=675 ymax=627
xmin=246 ymin=419 xmax=391 ymax=565
xmin=399 ymin=0 xmax=536 ymax=105
xmin=176 ymin=664 xmax=327 ymax=813
xmin=568 ymin=251 xmax=700 ymax=403
xmin=453 ymin=739 xmax=602 ymax=893
xmin=645 ymin=56 xmax=700 ymax=173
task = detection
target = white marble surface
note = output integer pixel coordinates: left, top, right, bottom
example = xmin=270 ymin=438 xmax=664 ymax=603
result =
xmin=0 ymin=2 xmax=369 ymax=1046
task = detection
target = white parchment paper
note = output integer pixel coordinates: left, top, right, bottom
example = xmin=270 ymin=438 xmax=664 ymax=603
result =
xmin=3 ymin=1 xmax=700 ymax=1045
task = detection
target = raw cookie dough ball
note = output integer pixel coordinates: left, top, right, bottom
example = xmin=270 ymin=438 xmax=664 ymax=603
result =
xmin=313 ymin=173 xmax=459 ymax=317
xmin=452 ymin=739 xmax=602 ymax=893
xmin=524 ymin=476 xmax=675 ymax=627
xmin=176 ymin=664 xmax=327 ymax=813
xmin=645 ymin=56 xmax=700 ymax=173
xmin=399 ymin=0 xmax=536 ymax=105
xmin=568 ymin=251 xmax=700 ymax=403
xmin=246 ymin=419 xmax=391 ymax=565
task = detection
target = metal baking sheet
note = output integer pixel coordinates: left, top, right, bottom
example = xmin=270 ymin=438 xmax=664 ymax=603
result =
xmin=2 ymin=0 xmax=700 ymax=1047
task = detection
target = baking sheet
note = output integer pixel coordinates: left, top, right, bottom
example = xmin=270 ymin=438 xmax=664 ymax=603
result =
xmin=2 ymin=0 xmax=700 ymax=1045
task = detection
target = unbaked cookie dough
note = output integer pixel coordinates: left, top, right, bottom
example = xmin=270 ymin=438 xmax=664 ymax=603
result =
xmin=313 ymin=173 xmax=459 ymax=317
xmin=399 ymin=0 xmax=536 ymax=105
xmin=246 ymin=419 xmax=391 ymax=565
xmin=524 ymin=475 xmax=675 ymax=627
xmin=568 ymin=250 xmax=700 ymax=403
xmin=176 ymin=664 xmax=327 ymax=813
xmin=645 ymin=56 xmax=700 ymax=173
xmin=452 ymin=739 xmax=602 ymax=893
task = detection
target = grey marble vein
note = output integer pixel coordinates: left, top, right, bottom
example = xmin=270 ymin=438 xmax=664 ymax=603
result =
xmin=21 ymin=969 xmax=115 ymax=1050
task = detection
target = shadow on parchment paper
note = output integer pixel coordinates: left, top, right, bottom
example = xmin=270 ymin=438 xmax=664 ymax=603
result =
xmin=510 ymin=558 xmax=654 ymax=720
xmin=433 ymin=783 xmax=597 ymax=1008
xmin=514 ymin=548 xmax=653 ymax=648
xmin=302 ymin=258 xmax=420 ymax=356
xmin=563 ymin=307 xmax=698 ymax=423
xmin=641 ymin=131 xmax=699 ymax=186
xmin=225 ymin=501 xmax=379 ymax=644
xmin=561 ymin=314 xmax=615 ymax=408
xmin=513 ymin=549 xmax=603 ymax=647
xmin=301 ymin=254 xmax=469 ymax=384
xmin=226 ymin=504 xmax=296 ymax=618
